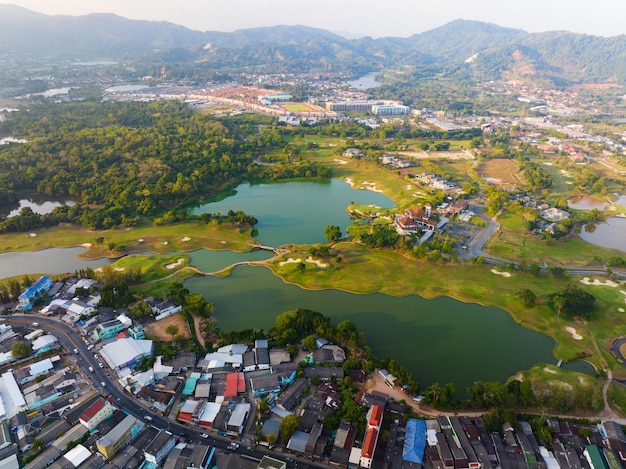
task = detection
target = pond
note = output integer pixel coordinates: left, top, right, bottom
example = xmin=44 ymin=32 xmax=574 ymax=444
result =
xmin=0 ymin=247 xmax=111 ymax=278
xmin=580 ymin=217 xmax=626 ymax=252
xmin=0 ymin=195 xmax=78 ymax=218
xmin=192 ymin=180 xmax=395 ymax=246
xmin=567 ymin=195 xmax=608 ymax=211
xmin=185 ymin=266 xmax=556 ymax=393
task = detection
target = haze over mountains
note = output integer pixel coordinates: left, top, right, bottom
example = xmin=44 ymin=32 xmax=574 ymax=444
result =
xmin=2 ymin=4 xmax=626 ymax=86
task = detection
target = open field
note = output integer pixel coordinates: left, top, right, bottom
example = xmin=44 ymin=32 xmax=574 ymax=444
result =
xmin=477 ymin=158 xmax=524 ymax=188
xmin=277 ymin=102 xmax=323 ymax=112
xmin=143 ymin=313 xmax=192 ymax=341
xmin=536 ymin=160 xmax=573 ymax=197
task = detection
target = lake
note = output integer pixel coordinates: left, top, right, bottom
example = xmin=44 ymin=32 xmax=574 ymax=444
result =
xmin=580 ymin=217 xmax=626 ymax=252
xmin=0 ymin=247 xmax=111 ymax=278
xmin=0 ymin=195 xmax=78 ymax=218
xmin=186 ymin=179 xmax=556 ymax=392
xmin=192 ymin=180 xmax=395 ymax=246
xmin=186 ymin=266 xmax=556 ymax=393
xmin=347 ymin=73 xmax=383 ymax=90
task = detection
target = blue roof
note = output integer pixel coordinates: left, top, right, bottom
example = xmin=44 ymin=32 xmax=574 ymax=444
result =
xmin=19 ymin=276 xmax=51 ymax=299
xmin=403 ymin=419 xmax=427 ymax=465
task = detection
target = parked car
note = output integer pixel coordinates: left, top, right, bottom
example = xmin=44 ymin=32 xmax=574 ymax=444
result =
xmin=200 ymin=433 xmax=209 ymax=439
xmin=98 ymin=362 xmax=104 ymax=368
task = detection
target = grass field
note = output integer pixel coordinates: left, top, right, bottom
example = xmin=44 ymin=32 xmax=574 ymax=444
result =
xmin=485 ymin=210 xmax=624 ymax=266
xmin=478 ymin=158 xmax=524 ymax=188
xmin=278 ymin=102 xmax=321 ymax=112
xmin=536 ymin=160 xmax=573 ymax=197
xmin=0 ymin=220 xmax=256 ymax=259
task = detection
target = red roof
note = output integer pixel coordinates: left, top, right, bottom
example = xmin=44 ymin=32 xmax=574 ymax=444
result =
xmin=368 ymin=405 xmax=383 ymax=427
xmin=79 ymin=399 xmax=108 ymax=422
xmin=117 ymin=331 xmax=130 ymax=339
xmin=224 ymin=372 xmax=245 ymax=397
xmin=362 ymin=427 xmax=379 ymax=458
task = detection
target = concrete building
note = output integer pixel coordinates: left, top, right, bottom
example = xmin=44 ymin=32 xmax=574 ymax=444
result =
xmin=144 ymin=429 xmax=176 ymax=465
xmin=18 ymin=276 xmax=52 ymax=310
xmin=96 ymin=414 xmax=143 ymax=460
xmin=92 ymin=320 xmax=125 ymax=341
xmin=79 ymin=398 xmax=114 ymax=431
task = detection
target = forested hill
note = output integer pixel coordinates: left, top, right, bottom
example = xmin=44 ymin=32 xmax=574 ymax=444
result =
xmin=3 ymin=4 xmax=626 ymax=85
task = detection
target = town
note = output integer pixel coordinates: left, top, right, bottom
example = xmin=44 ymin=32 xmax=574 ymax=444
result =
xmin=0 ymin=274 xmax=620 ymax=469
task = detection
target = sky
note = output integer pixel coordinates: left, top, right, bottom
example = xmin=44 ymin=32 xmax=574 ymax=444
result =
xmin=1 ymin=0 xmax=625 ymax=39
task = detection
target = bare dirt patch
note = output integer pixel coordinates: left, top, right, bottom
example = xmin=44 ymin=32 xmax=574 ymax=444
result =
xmin=478 ymin=159 xmax=524 ymax=188
xmin=143 ymin=313 xmax=191 ymax=341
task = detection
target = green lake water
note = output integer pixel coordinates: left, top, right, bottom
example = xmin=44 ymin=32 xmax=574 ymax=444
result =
xmin=186 ymin=266 xmax=556 ymax=393
xmin=192 ymin=180 xmax=395 ymax=246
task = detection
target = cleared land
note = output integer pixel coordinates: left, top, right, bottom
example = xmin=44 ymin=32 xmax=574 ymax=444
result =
xmin=143 ymin=313 xmax=191 ymax=341
xmin=277 ymin=102 xmax=323 ymax=112
xmin=478 ymin=158 xmax=524 ymax=188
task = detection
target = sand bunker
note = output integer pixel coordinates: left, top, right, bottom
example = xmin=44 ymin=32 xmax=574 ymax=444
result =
xmin=543 ymin=367 xmax=557 ymax=374
xmin=113 ymin=267 xmax=125 ymax=272
xmin=362 ymin=181 xmax=384 ymax=193
xmin=565 ymin=326 xmax=583 ymax=340
xmin=29 ymin=233 xmax=37 ymax=237
xmin=138 ymin=238 xmax=144 ymax=243
xmin=82 ymin=243 xmax=92 ymax=248
xmin=181 ymin=237 xmax=191 ymax=242
xmin=279 ymin=257 xmax=302 ymax=266
xmin=333 ymin=159 xmax=348 ymax=165
xmin=305 ymin=256 xmax=328 ymax=268
xmin=161 ymin=241 xmax=168 ymax=245
xmin=580 ymin=277 xmax=619 ymax=287
xmin=619 ymin=308 xmax=625 ymax=313
xmin=166 ymin=258 xmax=185 ymax=269
xmin=491 ymin=269 xmax=511 ymax=277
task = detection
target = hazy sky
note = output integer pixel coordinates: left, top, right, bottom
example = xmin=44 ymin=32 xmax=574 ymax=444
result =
xmin=2 ymin=0 xmax=625 ymax=38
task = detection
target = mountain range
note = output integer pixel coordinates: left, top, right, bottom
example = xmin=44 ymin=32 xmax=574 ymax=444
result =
xmin=2 ymin=4 xmax=626 ymax=86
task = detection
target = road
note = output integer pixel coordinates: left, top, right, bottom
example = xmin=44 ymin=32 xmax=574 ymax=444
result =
xmin=4 ymin=315 xmax=320 ymax=469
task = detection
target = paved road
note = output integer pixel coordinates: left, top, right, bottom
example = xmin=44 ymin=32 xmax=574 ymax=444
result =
xmin=4 ymin=315 xmax=323 ymax=468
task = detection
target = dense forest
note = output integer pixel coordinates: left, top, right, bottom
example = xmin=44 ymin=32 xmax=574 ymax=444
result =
xmin=0 ymin=101 xmax=331 ymax=231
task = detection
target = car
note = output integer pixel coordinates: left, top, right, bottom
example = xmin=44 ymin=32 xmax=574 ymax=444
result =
xmin=73 ymin=348 xmax=79 ymax=354
xmin=144 ymin=415 xmax=153 ymax=421
xmin=87 ymin=345 xmax=94 ymax=351
xmin=101 ymin=382 xmax=106 ymax=387
xmin=140 ymin=408 xmax=146 ymax=413
xmin=93 ymin=353 xmax=98 ymax=359
xmin=247 ymin=446 xmax=254 ymax=451
xmin=32 ymin=322 xmax=39 ymax=327
xmin=228 ymin=442 xmax=239 ymax=450
xmin=149 ymin=406 xmax=156 ymax=412
xmin=88 ymin=366 xmax=94 ymax=373
xmin=116 ymin=397 xmax=123 ymax=403
xmin=98 ymin=362 xmax=104 ymax=368
xmin=200 ymin=433 xmax=209 ymax=439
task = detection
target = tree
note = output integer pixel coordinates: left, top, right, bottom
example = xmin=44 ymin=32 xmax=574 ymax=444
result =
xmin=7 ymin=279 xmax=20 ymax=300
xmin=165 ymin=324 xmax=180 ymax=340
xmin=324 ymin=225 xmax=342 ymax=242
xmin=516 ymin=289 xmax=537 ymax=308
xmin=279 ymin=414 xmax=300 ymax=443
xmin=167 ymin=282 xmax=189 ymax=306
xmin=185 ymin=293 xmax=212 ymax=317
xmin=129 ymin=300 xmax=153 ymax=321
xmin=12 ymin=341 xmax=32 ymax=359
xmin=302 ymin=334 xmax=317 ymax=350
xmin=267 ymin=431 xmax=278 ymax=445
xmin=528 ymin=264 xmax=541 ymax=276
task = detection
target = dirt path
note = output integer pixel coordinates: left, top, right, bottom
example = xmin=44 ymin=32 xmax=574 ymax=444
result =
xmin=191 ymin=312 xmax=205 ymax=348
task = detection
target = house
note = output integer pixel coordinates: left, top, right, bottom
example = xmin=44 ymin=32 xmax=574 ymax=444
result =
xmin=78 ymin=398 xmax=114 ymax=431
xmin=251 ymin=374 xmax=281 ymax=397
xmin=92 ymin=319 xmax=125 ymax=341
xmin=152 ymin=300 xmax=182 ymax=321
xmin=96 ymin=414 xmax=143 ymax=460
xmin=227 ymin=403 xmax=251 ymax=434
xmin=144 ymin=429 xmax=176 ymax=465
xmin=18 ymin=276 xmax=52 ymax=310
